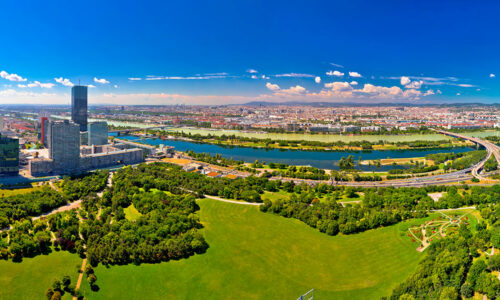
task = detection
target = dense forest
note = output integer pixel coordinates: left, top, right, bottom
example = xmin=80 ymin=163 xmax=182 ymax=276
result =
xmin=60 ymin=170 xmax=109 ymax=201
xmin=0 ymin=187 xmax=66 ymax=229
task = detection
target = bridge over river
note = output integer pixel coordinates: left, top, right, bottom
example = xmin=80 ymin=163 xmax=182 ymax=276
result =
xmin=435 ymin=129 xmax=500 ymax=181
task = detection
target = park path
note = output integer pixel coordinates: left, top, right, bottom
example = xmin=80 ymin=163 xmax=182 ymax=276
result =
xmin=73 ymin=258 xmax=87 ymax=300
xmin=203 ymin=195 xmax=263 ymax=206
xmin=32 ymin=200 xmax=82 ymax=221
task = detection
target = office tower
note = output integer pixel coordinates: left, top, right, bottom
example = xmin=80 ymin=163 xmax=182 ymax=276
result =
xmin=71 ymin=85 xmax=88 ymax=131
xmin=40 ymin=116 xmax=48 ymax=146
xmin=48 ymin=120 xmax=80 ymax=171
xmin=88 ymin=121 xmax=108 ymax=145
xmin=0 ymin=134 xmax=19 ymax=175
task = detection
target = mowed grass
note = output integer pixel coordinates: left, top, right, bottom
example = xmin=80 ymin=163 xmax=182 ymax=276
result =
xmin=167 ymin=127 xmax=455 ymax=143
xmin=0 ymin=183 xmax=43 ymax=197
xmin=80 ymin=198 xmax=421 ymax=299
xmin=123 ymin=203 xmax=142 ymax=221
xmin=0 ymin=250 xmax=81 ymax=300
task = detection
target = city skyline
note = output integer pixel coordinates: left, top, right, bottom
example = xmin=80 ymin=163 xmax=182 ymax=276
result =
xmin=0 ymin=1 xmax=499 ymax=105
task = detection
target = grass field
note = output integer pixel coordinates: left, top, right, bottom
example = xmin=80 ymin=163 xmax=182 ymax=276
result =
xmin=123 ymin=203 xmax=142 ymax=221
xmin=0 ymin=183 xmax=43 ymax=197
xmin=80 ymin=198 xmax=421 ymax=299
xmin=0 ymin=250 xmax=81 ymax=300
xmin=168 ymin=127 xmax=454 ymax=143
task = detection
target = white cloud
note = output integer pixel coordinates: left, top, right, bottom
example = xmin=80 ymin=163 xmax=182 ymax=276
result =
xmin=128 ymin=78 xmax=142 ymax=81
xmin=54 ymin=77 xmax=74 ymax=87
xmin=456 ymin=84 xmax=476 ymax=88
xmin=261 ymin=75 xmax=270 ymax=79
xmin=490 ymin=73 xmax=495 ymax=78
xmin=0 ymin=89 xmax=64 ymax=104
xmin=326 ymin=70 xmax=344 ymax=77
xmin=315 ymin=76 xmax=321 ymax=84
xmin=144 ymin=75 xmax=228 ymax=80
xmin=324 ymin=81 xmax=353 ymax=91
xmin=400 ymin=76 xmax=411 ymax=86
xmin=265 ymin=83 xmax=306 ymax=95
xmin=251 ymin=75 xmax=258 ymax=79
xmin=350 ymin=81 xmax=358 ymax=85
xmin=330 ymin=63 xmax=344 ymax=68
xmin=247 ymin=69 xmax=258 ymax=73
xmin=456 ymin=92 xmax=461 ymax=96
xmin=280 ymin=85 xmax=306 ymax=95
xmin=114 ymin=85 xmax=118 ymax=88
xmin=204 ymin=72 xmax=228 ymax=76
xmin=274 ymin=73 xmax=315 ymax=78
xmin=266 ymin=82 xmax=280 ymax=91
xmin=94 ymin=77 xmax=110 ymax=84
xmin=348 ymin=71 xmax=362 ymax=78
xmin=318 ymin=82 xmax=429 ymax=101
xmin=423 ymin=90 xmax=435 ymax=96
xmin=0 ymin=71 xmax=27 ymax=82
xmin=405 ymin=80 xmax=423 ymax=89
xmin=88 ymin=84 xmax=96 ymax=88
xmin=17 ymin=81 xmax=55 ymax=88
xmin=437 ymin=90 xmax=442 ymax=94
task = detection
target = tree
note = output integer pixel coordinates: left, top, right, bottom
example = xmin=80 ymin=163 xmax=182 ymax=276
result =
xmin=489 ymin=254 xmax=500 ymax=271
xmin=468 ymin=259 xmax=487 ymax=287
xmin=52 ymin=280 xmax=62 ymax=292
xmin=85 ymin=265 xmax=94 ymax=276
xmin=87 ymin=274 xmax=97 ymax=286
xmin=439 ymin=286 xmax=458 ymax=300
xmin=50 ymin=291 xmax=61 ymax=300
xmin=460 ymin=282 xmax=473 ymax=298
xmin=45 ymin=288 xmax=54 ymax=300
xmin=62 ymin=275 xmax=71 ymax=288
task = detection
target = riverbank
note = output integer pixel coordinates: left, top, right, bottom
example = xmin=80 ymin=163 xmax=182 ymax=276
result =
xmin=118 ymin=135 xmax=475 ymax=171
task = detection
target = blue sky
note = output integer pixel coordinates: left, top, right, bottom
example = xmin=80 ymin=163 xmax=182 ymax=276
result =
xmin=0 ymin=0 xmax=499 ymax=105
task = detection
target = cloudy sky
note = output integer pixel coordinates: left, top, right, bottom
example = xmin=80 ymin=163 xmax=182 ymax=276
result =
xmin=0 ymin=0 xmax=499 ymax=105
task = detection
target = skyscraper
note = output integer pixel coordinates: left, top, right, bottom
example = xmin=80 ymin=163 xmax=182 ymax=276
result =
xmin=40 ymin=116 xmax=48 ymax=146
xmin=48 ymin=120 xmax=80 ymax=172
xmin=71 ymin=85 xmax=88 ymax=131
xmin=0 ymin=134 xmax=19 ymax=176
xmin=88 ymin=121 xmax=108 ymax=145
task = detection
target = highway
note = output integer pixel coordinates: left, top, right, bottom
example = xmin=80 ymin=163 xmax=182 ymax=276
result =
xmin=272 ymin=129 xmax=500 ymax=187
xmin=435 ymin=129 xmax=500 ymax=181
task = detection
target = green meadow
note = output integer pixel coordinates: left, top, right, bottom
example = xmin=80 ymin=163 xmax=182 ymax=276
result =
xmin=80 ymin=198 xmax=421 ymax=299
xmin=0 ymin=250 xmax=81 ymax=300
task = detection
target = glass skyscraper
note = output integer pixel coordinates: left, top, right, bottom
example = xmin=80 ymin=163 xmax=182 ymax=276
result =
xmin=71 ymin=85 xmax=88 ymax=131
xmin=0 ymin=134 xmax=19 ymax=175
xmin=88 ymin=121 xmax=108 ymax=145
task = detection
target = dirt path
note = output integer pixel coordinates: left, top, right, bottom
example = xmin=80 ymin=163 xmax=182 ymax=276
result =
xmin=203 ymin=195 xmax=263 ymax=206
xmin=32 ymin=200 xmax=82 ymax=221
xmin=73 ymin=258 xmax=87 ymax=300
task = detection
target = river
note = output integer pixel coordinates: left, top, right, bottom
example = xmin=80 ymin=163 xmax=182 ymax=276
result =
xmin=116 ymin=135 xmax=474 ymax=171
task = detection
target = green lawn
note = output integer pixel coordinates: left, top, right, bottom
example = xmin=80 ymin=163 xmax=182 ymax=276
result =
xmin=123 ymin=203 xmax=142 ymax=221
xmin=0 ymin=250 xmax=81 ymax=300
xmin=0 ymin=184 xmax=43 ymax=197
xmin=167 ymin=127 xmax=455 ymax=143
xmin=80 ymin=198 xmax=421 ymax=299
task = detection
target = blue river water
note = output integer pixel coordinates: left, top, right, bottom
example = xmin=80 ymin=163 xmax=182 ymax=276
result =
xmin=116 ymin=135 xmax=475 ymax=171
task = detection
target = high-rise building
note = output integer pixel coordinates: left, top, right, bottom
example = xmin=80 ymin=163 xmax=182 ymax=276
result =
xmin=48 ymin=120 xmax=80 ymax=171
xmin=88 ymin=121 xmax=108 ymax=145
xmin=40 ymin=116 xmax=48 ymax=146
xmin=71 ymin=85 xmax=88 ymax=131
xmin=0 ymin=134 xmax=19 ymax=175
